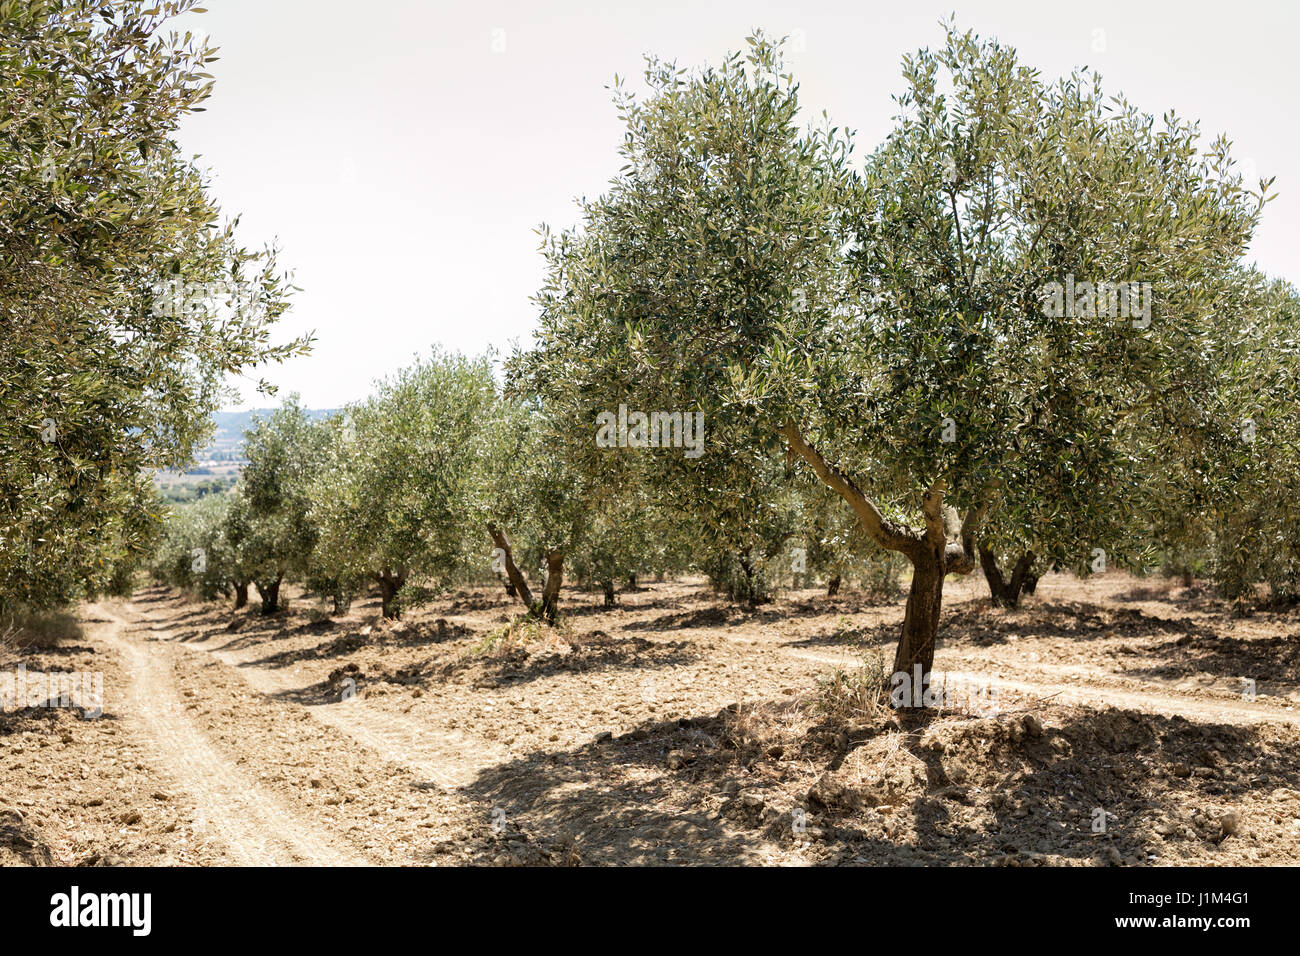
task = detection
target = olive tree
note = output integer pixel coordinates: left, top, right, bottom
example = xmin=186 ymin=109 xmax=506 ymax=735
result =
xmin=467 ymin=390 xmax=595 ymax=624
xmin=0 ymin=1 xmax=309 ymax=612
xmin=527 ymin=29 xmax=1262 ymax=698
xmin=1200 ymin=276 xmax=1300 ymax=604
xmin=310 ymin=352 xmax=496 ymax=618
xmin=568 ymin=479 xmax=664 ymax=607
xmin=150 ymin=491 xmax=234 ymax=600
xmin=235 ymin=400 xmax=331 ymax=613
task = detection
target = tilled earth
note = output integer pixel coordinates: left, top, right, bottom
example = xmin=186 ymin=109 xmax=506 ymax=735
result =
xmin=3 ymin=572 xmax=1298 ymax=866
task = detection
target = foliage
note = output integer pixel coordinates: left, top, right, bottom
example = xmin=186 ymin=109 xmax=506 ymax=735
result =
xmin=310 ymin=352 xmax=498 ymax=617
xmin=0 ymin=1 xmax=310 ymax=611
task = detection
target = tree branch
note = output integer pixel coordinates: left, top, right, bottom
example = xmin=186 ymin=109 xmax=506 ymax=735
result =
xmin=487 ymin=523 xmax=536 ymax=611
xmin=779 ymin=421 xmax=919 ymax=556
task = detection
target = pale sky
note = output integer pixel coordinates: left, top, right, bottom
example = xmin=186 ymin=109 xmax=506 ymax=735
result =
xmin=173 ymin=0 xmax=1300 ymax=410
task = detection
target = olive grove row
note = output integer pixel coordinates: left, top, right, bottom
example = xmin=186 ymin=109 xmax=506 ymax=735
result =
xmin=5 ymin=7 xmax=1296 ymax=687
xmin=157 ymin=27 xmax=1300 ymax=681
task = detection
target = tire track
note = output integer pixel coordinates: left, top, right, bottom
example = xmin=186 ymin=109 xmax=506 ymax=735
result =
xmin=94 ymin=604 xmax=371 ymax=866
xmin=129 ymin=604 xmax=507 ymax=791
xmin=206 ymin=652 xmax=508 ymax=790
xmin=776 ymin=643 xmax=1300 ymax=726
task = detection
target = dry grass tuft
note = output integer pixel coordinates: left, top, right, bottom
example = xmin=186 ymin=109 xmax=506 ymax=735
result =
xmin=723 ymin=698 xmax=812 ymax=752
xmin=473 ymin=613 xmax=572 ymax=657
xmin=814 ymin=651 xmax=891 ymax=723
xmin=0 ymin=608 xmax=82 ymax=655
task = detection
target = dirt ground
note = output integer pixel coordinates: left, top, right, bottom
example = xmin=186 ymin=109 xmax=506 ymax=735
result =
xmin=3 ymin=571 xmax=1299 ymax=866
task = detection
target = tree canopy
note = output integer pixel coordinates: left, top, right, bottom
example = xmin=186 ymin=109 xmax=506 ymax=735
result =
xmin=1 ymin=0 xmax=310 ymax=613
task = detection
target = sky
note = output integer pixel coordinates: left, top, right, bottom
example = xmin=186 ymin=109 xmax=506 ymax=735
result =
xmin=172 ymin=0 xmax=1300 ymax=410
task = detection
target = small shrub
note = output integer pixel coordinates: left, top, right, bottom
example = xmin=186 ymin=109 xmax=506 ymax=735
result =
xmin=473 ymin=614 xmax=570 ymax=657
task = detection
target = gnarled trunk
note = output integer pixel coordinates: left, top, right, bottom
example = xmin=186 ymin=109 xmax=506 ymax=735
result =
xmin=488 ymin=524 xmax=563 ymax=624
xmin=601 ymin=579 xmax=616 ymax=607
xmin=255 ymin=574 xmax=282 ymax=615
xmin=376 ymin=570 xmax=406 ymax=619
xmin=539 ymin=551 xmax=564 ymax=623
xmin=488 ymin=524 xmax=536 ymax=608
xmin=827 ymin=574 xmax=842 ymax=597
xmin=978 ymin=546 xmax=1037 ymax=608
xmin=892 ymin=544 xmax=944 ymax=679
xmin=233 ymin=581 xmax=249 ymax=610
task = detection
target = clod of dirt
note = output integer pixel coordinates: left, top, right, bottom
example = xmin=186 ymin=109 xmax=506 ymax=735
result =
xmin=665 ymin=750 xmax=694 ymax=770
xmin=722 ymin=789 xmax=769 ymax=826
xmin=0 ymin=809 xmax=55 ymax=866
xmin=328 ymin=662 xmax=362 ymax=685
xmin=807 ymin=736 xmax=927 ymax=811
xmin=1196 ymin=749 xmax=1223 ymax=769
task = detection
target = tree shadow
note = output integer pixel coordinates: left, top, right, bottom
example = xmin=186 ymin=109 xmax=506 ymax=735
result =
xmin=621 ymin=606 xmax=747 ymax=632
xmin=1122 ymin=631 xmax=1300 ymax=688
xmin=243 ymin=619 xmax=473 ymax=670
xmin=777 ymin=591 xmax=903 ymax=616
xmin=460 ymin=711 xmax=781 ymax=865
xmin=456 ymin=691 xmax=1297 ymax=865
xmin=440 ymin=633 xmax=700 ymax=690
xmin=937 ymin=600 xmax=1205 ymax=648
xmin=786 ymin=620 xmax=898 ymax=652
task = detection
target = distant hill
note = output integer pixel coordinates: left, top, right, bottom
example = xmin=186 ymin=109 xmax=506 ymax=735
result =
xmin=207 ymin=407 xmax=339 ymax=463
xmin=153 ymin=408 xmax=337 ymax=499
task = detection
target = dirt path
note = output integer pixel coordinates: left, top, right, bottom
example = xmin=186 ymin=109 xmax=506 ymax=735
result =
xmin=204 ymin=646 xmax=503 ymax=791
xmin=127 ymin=605 xmax=509 ymax=790
xmin=778 ymin=644 xmax=1299 ymax=726
xmin=92 ymin=604 xmax=370 ymax=866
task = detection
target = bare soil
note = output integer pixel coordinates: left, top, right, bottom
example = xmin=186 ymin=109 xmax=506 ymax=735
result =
xmin=4 ymin=572 xmax=1298 ymax=866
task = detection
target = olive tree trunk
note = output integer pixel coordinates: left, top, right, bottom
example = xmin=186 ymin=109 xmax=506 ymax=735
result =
xmin=781 ymin=423 xmax=984 ymax=710
xmin=539 ymin=551 xmax=565 ymax=623
xmin=488 ymin=524 xmax=564 ymax=624
xmin=233 ymin=581 xmax=249 ymax=610
xmin=255 ymin=574 xmax=282 ymax=615
xmin=892 ymin=543 xmax=945 ymax=677
xmin=978 ymin=546 xmax=1037 ymax=608
xmin=375 ymin=569 xmax=406 ymax=619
